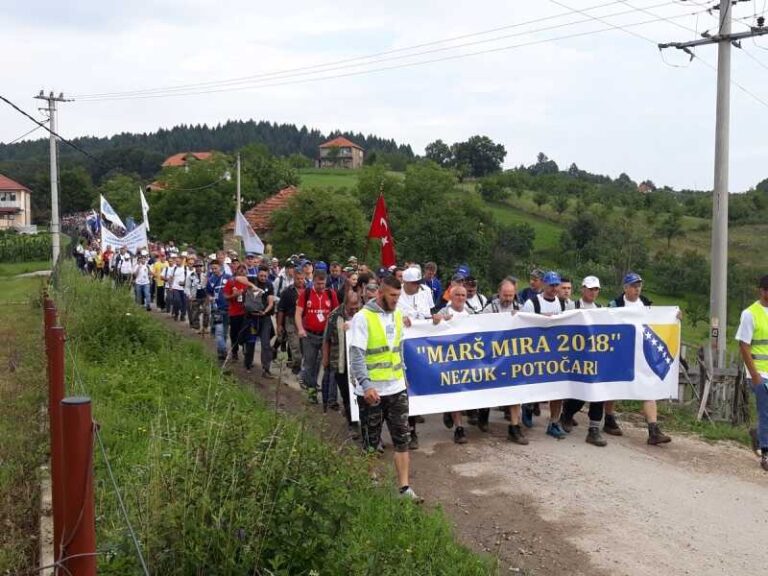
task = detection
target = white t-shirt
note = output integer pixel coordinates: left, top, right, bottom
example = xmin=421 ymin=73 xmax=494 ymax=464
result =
xmin=735 ymin=304 xmax=768 ymax=378
xmin=437 ymin=304 xmax=471 ymax=319
xmin=133 ymin=263 xmax=151 ymax=285
xmin=397 ymin=285 xmax=434 ymax=320
xmin=522 ymin=294 xmax=564 ymax=315
xmin=119 ymin=254 xmax=134 ymax=275
xmin=566 ymin=299 xmax=599 ymax=310
xmin=167 ymin=266 xmax=188 ymax=290
xmin=465 ymin=293 xmax=488 ymax=314
xmin=622 ymin=297 xmax=646 ymax=309
xmin=348 ymin=309 xmax=407 ymax=397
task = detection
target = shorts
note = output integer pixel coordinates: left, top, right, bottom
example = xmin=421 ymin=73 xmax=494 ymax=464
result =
xmin=359 ymin=389 xmax=410 ymax=453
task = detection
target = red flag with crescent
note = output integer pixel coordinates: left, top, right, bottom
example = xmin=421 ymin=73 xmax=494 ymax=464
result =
xmin=368 ymin=194 xmax=396 ymax=267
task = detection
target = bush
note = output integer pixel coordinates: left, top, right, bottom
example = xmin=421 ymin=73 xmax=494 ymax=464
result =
xmin=0 ymin=232 xmax=51 ymax=263
xmin=57 ymin=265 xmax=490 ymax=575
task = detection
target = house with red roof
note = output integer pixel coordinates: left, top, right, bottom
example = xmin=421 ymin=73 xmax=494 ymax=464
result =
xmin=0 ymin=173 xmax=33 ymax=231
xmin=221 ymin=186 xmax=299 ymax=252
xmin=161 ymin=151 xmax=214 ymax=169
xmin=318 ymin=137 xmax=364 ymax=169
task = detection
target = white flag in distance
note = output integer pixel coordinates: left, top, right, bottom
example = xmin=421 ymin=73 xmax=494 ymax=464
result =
xmin=100 ymin=194 xmax=127 ymax=230
xmin=139 ymin=187 xmax=150 ymax=231
xmin=234 ymin=211 xmax=264 ymax=254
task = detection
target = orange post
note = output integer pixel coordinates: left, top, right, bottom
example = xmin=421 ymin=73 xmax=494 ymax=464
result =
xmin=61 ymin=397 xmax=96 ymax=576
xmin=48 ymin=326 xmax=66 ymax=563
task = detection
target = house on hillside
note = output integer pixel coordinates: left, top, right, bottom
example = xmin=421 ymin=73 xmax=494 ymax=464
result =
xmin=0 ymin=174 xmax=33 ymax=231
xmin=317 ymin=137 xmax=364 ymax=169
xmin=161 ymin=151 xmax=214 ymax=171
xmin=221 ymin=186 xmax=298 ymax=253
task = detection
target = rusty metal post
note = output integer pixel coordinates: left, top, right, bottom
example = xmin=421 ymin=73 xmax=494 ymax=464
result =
xmin=43 ymin=298 xmax=56 ymax=354
xmin=48 ymin=326 xmax=66 ymax=564
xmin=61 ymin=397 xmax=96 ymax=576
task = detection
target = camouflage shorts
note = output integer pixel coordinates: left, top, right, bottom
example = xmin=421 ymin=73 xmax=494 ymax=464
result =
xmin=359 ymin=389 xmax=410 ymax=453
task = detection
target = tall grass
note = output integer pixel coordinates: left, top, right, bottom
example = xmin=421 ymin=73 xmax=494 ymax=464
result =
xmin=57 ymin=264 xmax=491 ymax=575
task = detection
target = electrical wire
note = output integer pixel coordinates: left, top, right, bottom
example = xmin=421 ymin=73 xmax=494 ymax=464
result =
xmin=74 ymin=8 xmax=712 ymax=102
xmin=3 ymin=123 xmax=46 ymax=145
xmin=0 ymin=94 xmax=100 ymax=163
xmin=74 ymin=0 xmax=674 ymax=100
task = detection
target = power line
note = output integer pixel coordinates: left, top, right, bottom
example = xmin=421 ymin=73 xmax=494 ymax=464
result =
xmin=75 ymin=7 xmax=711 ymax=102
xmin=73 ymin=0 xmax=654 ymax=100
xmin=0 ymin=93 xmax=99 ymax=162
xmin=3 ymin=123 xmax=46 ymax=145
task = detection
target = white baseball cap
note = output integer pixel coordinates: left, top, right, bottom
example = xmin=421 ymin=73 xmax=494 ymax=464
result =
xmin=403 ymin=267 xmax=422 ymax=282
xmin=582 ymin=275 xmax=601 ymax=289
xmin=224 ymin=257 xmax=232 ymax=264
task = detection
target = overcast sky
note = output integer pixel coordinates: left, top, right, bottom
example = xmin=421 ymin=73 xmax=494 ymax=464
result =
xmin=3 ymin=0 xmax=768 ymax=190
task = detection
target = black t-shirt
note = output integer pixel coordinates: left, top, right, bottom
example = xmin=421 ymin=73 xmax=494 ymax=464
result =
xmin=256 ymin=279 xmax=275 ymax=315
xmin=278 ymin=285 xmax=300 ymax=316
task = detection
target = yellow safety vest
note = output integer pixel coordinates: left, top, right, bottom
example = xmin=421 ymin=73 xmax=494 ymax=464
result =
xmin=748 ymin=301 xmax=768 ymax=373
xmin=363 ymin=308 xmax=404 ymax=381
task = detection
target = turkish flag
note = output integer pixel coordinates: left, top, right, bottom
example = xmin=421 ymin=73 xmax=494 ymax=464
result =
xmin=368 ymin=194 xmax=396 ymax=267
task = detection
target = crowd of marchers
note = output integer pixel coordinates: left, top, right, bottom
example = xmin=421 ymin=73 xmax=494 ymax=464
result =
xmin=72 ymin=236 xmax=768 ymax=494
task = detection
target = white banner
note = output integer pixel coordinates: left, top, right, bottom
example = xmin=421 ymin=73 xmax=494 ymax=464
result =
xmin=350 ymin=307 xmax=680 ymax=420
xmin=101 ymin=223 xmax=148 ymax=254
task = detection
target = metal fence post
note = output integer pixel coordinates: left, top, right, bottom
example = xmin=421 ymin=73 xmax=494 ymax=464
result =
xmin=48 ymin=326 xmax=66 ymax=563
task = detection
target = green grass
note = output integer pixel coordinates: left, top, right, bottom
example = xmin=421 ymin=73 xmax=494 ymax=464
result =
xmin=298 ymin=168 xmax=360 ymax=190
xmin=0 ymin=278 xmax=46 ymax=573
xmin=55 ymin=264 xmax=492 ymax=575
xmin=0 ymin=260 xmax=50 ymax=277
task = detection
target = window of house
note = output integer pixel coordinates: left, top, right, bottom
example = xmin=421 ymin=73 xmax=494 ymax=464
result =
xmin=10 ymin=193 xmax=16 ymax=201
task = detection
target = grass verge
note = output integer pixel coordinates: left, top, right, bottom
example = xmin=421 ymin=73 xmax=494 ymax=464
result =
xmin=0 ymin=260 xmax=51 ymax=277
xmin=0 ymin=278 xmax=46 ymax=573
xmin=56 ymin=264 xmax=492 ymax=575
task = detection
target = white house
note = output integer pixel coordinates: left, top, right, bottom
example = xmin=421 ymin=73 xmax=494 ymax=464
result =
xmin=0 ymin=174 xmax=33 ymax=231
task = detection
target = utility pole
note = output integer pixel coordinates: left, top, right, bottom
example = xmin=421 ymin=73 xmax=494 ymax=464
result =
xmin=34 ymin=91 xmax=72 ymax=265
xmin=236 ymin=153 xmax=241 ymax=213
xmin=659 ymin=1 xmax=768 ymax=369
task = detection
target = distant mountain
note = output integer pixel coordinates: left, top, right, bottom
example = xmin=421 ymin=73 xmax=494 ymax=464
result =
xmin=0 ymin=119 xmax=414 ymax=172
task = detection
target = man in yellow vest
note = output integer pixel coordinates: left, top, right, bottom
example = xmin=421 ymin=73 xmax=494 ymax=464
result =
xmin=348 ymin=275 xmax=418 ymax=500
xmin=736 ymin=274 xmax=768 ymax=471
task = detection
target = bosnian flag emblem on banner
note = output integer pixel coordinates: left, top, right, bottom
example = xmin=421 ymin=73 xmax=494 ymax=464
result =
xmin=642 ymin=324 xmax=679 ymax=381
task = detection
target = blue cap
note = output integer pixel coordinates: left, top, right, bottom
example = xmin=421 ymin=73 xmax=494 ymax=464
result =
xmin=455 ymin=264 xmax=470 ymax=277
xmin=377 ymin=267 xmax=387 ymax=278
xmin=314 ymin=260 xmax=328 ymax=271
xmin=543 ymin=271 xmax=561 ymax=285
xmin=623 ymin=272 xmax=643 ymax=285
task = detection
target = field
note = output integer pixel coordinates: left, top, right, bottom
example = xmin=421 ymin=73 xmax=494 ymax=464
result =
xmin=0 ymin=276 xmax=46 ymax=573
xmin=298 ymin=168 xmax=360 ymax=190
xmin=0 ymin=260 xmax=51 ymax=277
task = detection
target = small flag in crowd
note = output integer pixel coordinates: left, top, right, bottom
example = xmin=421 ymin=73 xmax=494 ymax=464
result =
xmin=368 ymin=194 xmax=396 ymax=267
xmin=642 ymin=324 xmax=674 ymax=381
xmin=139 ymin=187 xmax=150 ymax=231
xmin=234 ymin=210 xmax=264 ymax=254
xmin=99 ymin=194 xmax=126 ymax=230
xmin=85 ymin=210 xmax=100 ymax=235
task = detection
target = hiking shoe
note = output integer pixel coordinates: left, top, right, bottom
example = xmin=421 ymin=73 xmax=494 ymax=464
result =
xmin=546 ymin=422 xmax=567 ymax=440
xmin=399 ymin=486 xmax=422 ymax=501
xmin=507 ymin=424 xmax=529 ymax=445
xmin=749 ymin=428 xmax=761 ymax=456
xmin=467 ymin=410 xmax=478 ymax=426
xmin=586 ymin=426 xmax=607 ymax=447
xmin=307 ymin=388 xmax=319 ymax=404
xmin=603 ymin=414 xmax=623 ymax=436
xmin=348 ymin=423 xmax=360 ymax=440
xmin=330 ymin=402 xmax=340 ymax=411
xmin=454 ymin=426 xmax=468 ymax=444
xmin=559 ymin=415 xmax=576 ymax=434
xmin=261 ymin=370 xmax=275 ymax=380
xmin=647 ymin=423 xmax=671 ymax=445
xmin=443 ymin=412 xmax=454 ymax=429
xmin=478 ymin=420 xmax=490 ymax=433
xmin=409 ymin=432 xmax=419 ymax=451
xmin=761 ymin=456 xmax=768 ymax=472
xmin=532 ymin=403 xmax=541 ymax=416
xmin=414 ymin=415 xmax=426 ymax=424
xmin=522 ymin=405 xmax=534 ymax=428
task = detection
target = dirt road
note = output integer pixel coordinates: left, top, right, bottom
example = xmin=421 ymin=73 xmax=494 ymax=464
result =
xmin=158 ymin=312 xmax=767 ymax=575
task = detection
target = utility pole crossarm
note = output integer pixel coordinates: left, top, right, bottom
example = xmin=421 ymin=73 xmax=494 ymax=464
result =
xmin=658 ymin=27 xmax=768 ymax=50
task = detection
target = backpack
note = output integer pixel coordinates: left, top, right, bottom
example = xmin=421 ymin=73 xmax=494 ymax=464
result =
xmin=244 ymin=287 xmax=266 ymax=314
xmin=531 ymin=295 xmax=566 ymax=314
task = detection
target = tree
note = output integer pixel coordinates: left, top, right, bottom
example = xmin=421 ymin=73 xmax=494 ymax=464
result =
xmin=656 ymin=209 xmax=685 ymax=248
xmin=533 ymin=190 xmax=548 ymax=209
xmin=325 ymin=145 xmax=341 ymax=167
xmin=270 ymin=187 xmax=366 ymax=261
xmin=552 ymin=194 xmax=569 ymax=215
xmin=239 ymin=144 xmax=299 ymax=210
xmin=97 ymin=172 xmax=143 ymax=222
xmin=450 ymin=135 xmax=506 ymax=178
xmin=60 ymin=166 xmax=95 ymax=214
xmin=424 ymin=139 xmax=453 ymax=168
xmin=478 ymin=175 xmax=510 ymax=203
xmin=285 ymin=153 xmax=314 ymax=169
xmin=528 ymin=153 xmax=559 ymax=176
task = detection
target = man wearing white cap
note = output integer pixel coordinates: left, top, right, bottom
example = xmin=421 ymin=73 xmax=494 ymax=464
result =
xmin=561 ymin=276 xmax=608 ymax=446
xmin=397 ymin=267 xmax=434 ymax=321
xmin=133 ymin=253 xmax=152 ymax=311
